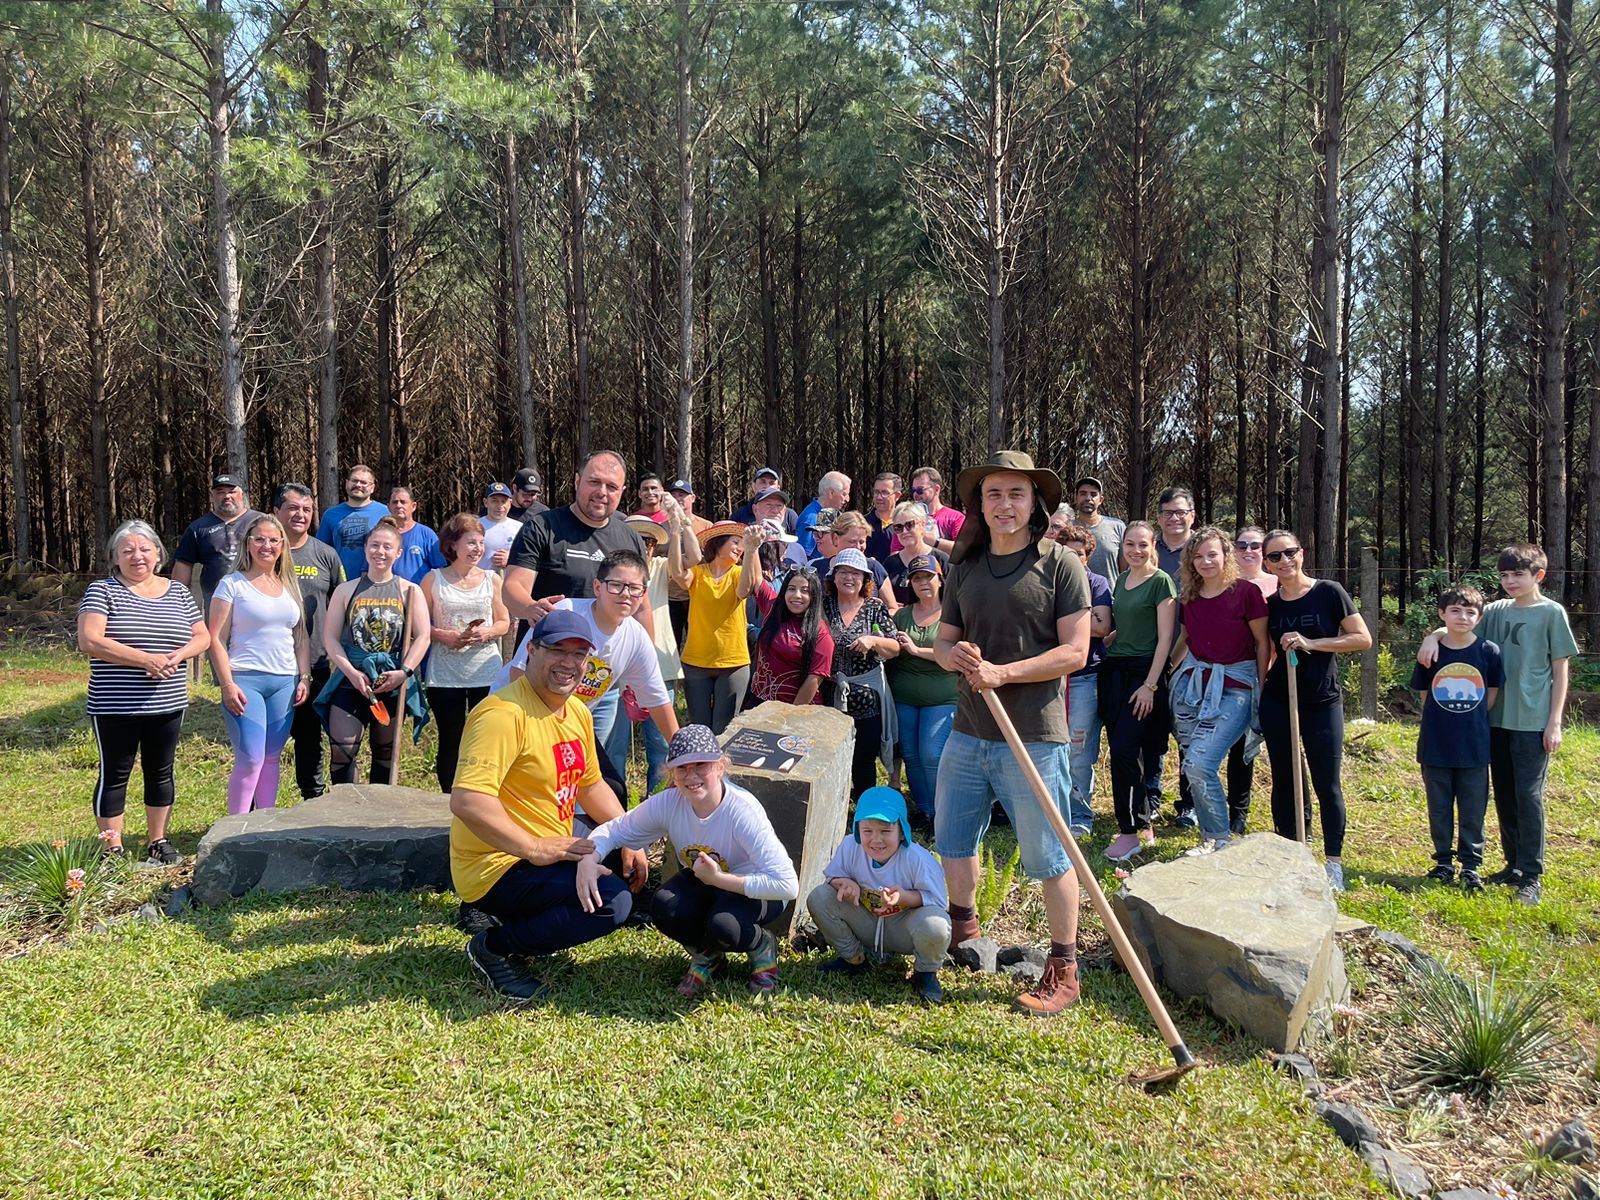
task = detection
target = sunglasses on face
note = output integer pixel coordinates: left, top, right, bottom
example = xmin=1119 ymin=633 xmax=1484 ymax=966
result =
xmin=891 ymin=521 xmax=919 ymax=533
xmin=1266 ymin=546 xmax=1301 ymax=562
xmin=1236 ymin=541 xmax=1263 ymax=552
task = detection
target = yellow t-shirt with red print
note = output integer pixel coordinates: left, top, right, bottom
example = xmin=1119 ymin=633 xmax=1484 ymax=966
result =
xmin=449 ymin=677 xmax=601 ymax=902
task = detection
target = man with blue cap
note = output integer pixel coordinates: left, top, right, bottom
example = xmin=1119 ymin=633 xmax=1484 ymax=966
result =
xmin=448 ymin=609 xmax=648 ymax=1002
xmin=807 ymin=786 xmax=951 ymax=1003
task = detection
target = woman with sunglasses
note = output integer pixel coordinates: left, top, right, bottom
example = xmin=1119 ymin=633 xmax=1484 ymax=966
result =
xmin=1224 ymin=527 xmax=1277 ymax=832
xmin=880 ymin=501 xmax=950 ymax=605
xmin=1260 ymin=530 xmax=1372 ymax=890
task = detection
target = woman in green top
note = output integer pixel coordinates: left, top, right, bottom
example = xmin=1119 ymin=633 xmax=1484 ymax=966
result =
xmin=889 ymin=554 xmax=958 ymax=825
xmin=1098 ymin=520 xmax=1178 ymax=860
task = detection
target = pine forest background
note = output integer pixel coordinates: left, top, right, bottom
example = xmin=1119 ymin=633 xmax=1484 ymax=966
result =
xmin=0 ymin=0 xmax=1597 ymax=644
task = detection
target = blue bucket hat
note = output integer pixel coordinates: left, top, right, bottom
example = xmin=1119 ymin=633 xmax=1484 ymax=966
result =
xmin=852 ymin=786 xmax=912 ymax=847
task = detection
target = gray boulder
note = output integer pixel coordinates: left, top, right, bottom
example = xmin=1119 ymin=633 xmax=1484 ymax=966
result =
xmin=1544 ymin=1117 xmax=1596 ymax=1165
xmin=953 ymin=937 xmax=1001 ymax=973
xmin=192 ymin=783 xmax=452 ymax=906
xmin=1315 ymin=1100 xmax=1384 ymax=1149
xmin=1358 ymin=1144 xmax=1430 ymax=1198
xmin=1111 ymin=833 xmax=1349 ymax=1051
xmin=1000 ymin=959 xmax=1046 ymax=985
xmin=997 ymin=944 xmax=1048 ymax=969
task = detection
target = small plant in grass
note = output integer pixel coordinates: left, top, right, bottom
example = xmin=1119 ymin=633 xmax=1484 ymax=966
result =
xmin=1511 ymin=1133 xmax=1575 ymax=1190
xmin=1404 ymin=965 xmax=1565 ymax=1099
xmin=1 ymin=833 xmax=125 ymax=933
xmin=1402 ymin=1092 xmax=1455 ymax=1142
xmin=975 ymin=843 xmax=1021 ymax=928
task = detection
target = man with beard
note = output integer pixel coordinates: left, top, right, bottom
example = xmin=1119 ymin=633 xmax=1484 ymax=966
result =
xmin=1071 ymin=476 xmax=1125 ymax=582
xmin=173 ymin=474 xmax=262 ymax=608
xmin=316 ymin=464 xmax=390 ymax=580
xmin=274 ymin=482 xmax=343 ymax=799
xmin=449 ymin=610 xmax=648 ymax=1002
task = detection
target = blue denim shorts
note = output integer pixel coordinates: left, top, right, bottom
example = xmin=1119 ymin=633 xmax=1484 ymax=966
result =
xmin=934 ymin=729 xmax=1073 ymax=880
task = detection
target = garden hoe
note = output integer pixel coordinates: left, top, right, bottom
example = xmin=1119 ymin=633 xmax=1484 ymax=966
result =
xmin=1287 ymin=649 xmax=1306 ymax=844
xmin=979 ymin=688 xmax=1199 ymax=1092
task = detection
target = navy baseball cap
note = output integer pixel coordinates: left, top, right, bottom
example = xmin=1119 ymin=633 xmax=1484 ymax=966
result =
xmin=754 ymin=466 xmax=780 ymax=482
xmin=483 ymin=482 xmax=513 ymax=499
xmin=668 ymin=478 xmax=695 ymax=496
xmin=529 ymin=610 xmax=596 ymax=651
xmin=753 ymin=485 xmax=789 ymax=505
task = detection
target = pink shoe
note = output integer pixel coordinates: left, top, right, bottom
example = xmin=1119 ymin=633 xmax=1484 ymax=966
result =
xmin=1105 ymin=833 xmax=1144 ymax=862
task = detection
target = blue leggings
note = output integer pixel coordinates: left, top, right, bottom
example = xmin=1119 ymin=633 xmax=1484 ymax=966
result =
xmin=223 ymin=670 xmax=298 ymax=815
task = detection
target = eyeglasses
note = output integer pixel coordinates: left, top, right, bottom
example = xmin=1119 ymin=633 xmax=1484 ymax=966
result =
xmin=600 ymin=580 xmax=646 ymax=598
xmin=1235 ymin=541 xmax=1263 ymax=552
xmin=1159 ymin=507 xmax=1192 ymax=518
xmin=891 ymin=521 xmax=920 ymax=533
xmin=538 ymin=646 xmax=589 ymax=663
xmin=249 ymin=536 xmax=283 ymax=547
xmin=1265 ymin=546 xmax=1302 ymax=562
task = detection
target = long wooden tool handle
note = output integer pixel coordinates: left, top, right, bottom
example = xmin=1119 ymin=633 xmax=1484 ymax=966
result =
xmin=1287 ymin=650 xmax=1305 ymax=844
xmin=388 ymin=602 xmax=413 ymax=788
xmin=980 ymin=687 xmax=1194 ymax=1067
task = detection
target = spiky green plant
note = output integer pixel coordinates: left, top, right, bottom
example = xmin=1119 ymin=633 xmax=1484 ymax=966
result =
xmin=1 ymin=835 xmax=126 ymax=933
xmin=1404 ymin=966 xmax=1565 ymax=1098
xmin=975 ymin=843 xmax=1021 ymax=928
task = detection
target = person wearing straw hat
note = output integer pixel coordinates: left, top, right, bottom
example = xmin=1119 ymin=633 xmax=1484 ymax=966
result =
xmin=932 ymin=450 xmax=1091 ymax=1016
xmin=671 ymin=520 xmax=774 ymax=732
xmin=449 ymin=609 xmax=648 ymax=1003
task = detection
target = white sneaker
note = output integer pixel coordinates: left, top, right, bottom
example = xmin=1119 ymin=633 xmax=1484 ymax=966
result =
xmin=1324 ymin=861 xmax=1346 ymax=892
xmin=1185 ymin=837 xmax=1230 ymax=858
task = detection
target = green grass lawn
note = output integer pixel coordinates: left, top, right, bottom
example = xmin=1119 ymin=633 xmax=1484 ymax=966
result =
xmin=3 ymin=641 xmax=1595 ymax=1198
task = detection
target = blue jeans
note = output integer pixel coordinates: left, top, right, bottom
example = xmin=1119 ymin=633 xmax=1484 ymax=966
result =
xmin=589 ymin=688 xmax=627 ymax=783
xmin=895 ymin=701 xmax=955 ymax=819
xmin=935 ymin=730 xmax=1072 ymax=880
xmin=1171 ymin=685 xmax=1256 ymax=841
xmin=1065 ymin=673 xmax=1101 ymax=830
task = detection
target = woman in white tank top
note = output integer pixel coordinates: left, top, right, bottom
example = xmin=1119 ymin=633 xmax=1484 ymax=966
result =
xmin=421 ymin=514 xmax=511 ymax=792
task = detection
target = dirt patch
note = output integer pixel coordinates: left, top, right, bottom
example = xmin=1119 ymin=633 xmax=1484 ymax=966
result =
xmin=9 ymin=669 xmax=79 ymax=686
xmin=1299 ymin=931 xmax=1599 ymax=1198
xmin=1567 ymin=690 xmax=1600 ymax=726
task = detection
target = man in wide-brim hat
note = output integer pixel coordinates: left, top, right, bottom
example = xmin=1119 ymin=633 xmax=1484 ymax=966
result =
xmin=932 ymin=450 xmax=1092 ymax=1016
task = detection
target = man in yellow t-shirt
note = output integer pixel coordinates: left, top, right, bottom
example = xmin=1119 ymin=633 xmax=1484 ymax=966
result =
xmin=449 ymin=609 xmax=647 ymax=1002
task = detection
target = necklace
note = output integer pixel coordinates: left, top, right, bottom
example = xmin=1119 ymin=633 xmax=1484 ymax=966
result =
xmin=985 ymin=546 xmax=1030 ymax=580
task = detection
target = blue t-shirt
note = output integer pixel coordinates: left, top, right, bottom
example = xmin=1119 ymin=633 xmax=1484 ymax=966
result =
xmin=315 ymin=501 xmax=391 ymax=580
xmin=1409 ymin=638 xmax=1504 ymax=768
xmin=1071 ymin=569 xmax=1114 ymax=678
xmin=396 ymin=523 xmax=445 ymax=584
xmin=796 ymin=498 xmax=823 ymax=555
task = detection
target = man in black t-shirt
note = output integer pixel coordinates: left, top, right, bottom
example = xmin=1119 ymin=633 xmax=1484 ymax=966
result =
xmin=173 ymin=474 xmax=262 ymax=609
xmin=932 ymin=450 xmax=1090 ymax=1018
xmin=275 ymin=482 xmax=344 ymax=798
xmin=509 ymin=468 xmax=548 ymax=521
xmin=503 ymin=450 xmax=648 ymax=628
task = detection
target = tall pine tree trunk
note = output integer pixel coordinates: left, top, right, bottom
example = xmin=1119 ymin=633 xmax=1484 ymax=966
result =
xmin=0 ymin=76 xmax=27 ymax=567
xmin=497 ymin=4 xmax=536 ymax=468
xmin=1538 ymin=0 xmax=1572 ymax=596
xmin=1314 ymin=9 xmax=1343 ymax=567
xmin=1431 ymin=1 xmax=1454 ymax=567
xmin=79 ymin=81 xmax=110 ymax=555
xmin=674 ymin=0 xmax=696 ymax=480
xmin=308 ymin=34 xmax=338 ymax=509
xmin=207 ymin=0 xmax=247 ymax=483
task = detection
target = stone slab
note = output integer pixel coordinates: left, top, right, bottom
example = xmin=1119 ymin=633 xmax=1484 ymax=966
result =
xmin=717 ymin=702 xmax=854 ymax=936
xmin=192 ymin=783 xmax=452 ymax=906
xmin=1110 ymin=833 xmax=1349 ymax=1051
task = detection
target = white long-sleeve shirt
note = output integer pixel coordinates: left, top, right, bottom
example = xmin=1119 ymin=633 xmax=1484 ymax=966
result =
xmin=588 ymin=780 xmax=798 ymax=901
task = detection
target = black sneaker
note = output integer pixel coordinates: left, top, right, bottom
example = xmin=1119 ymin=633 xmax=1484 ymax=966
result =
xmin=1459 ymin=870 xmax=1484 ymax=894
xmin=465 ymin=931 xmax=546 ymax=1003
xmin=1514 ymin=880 xmax=1543 ymax=907
xmin=146 ymin=839 xmax=183 ymax=866
xmin=1485 ymin=866 xmax=1521 ymax=887
xmin=912 ymin=970 xmax=944 ymax=1004
xmin=102 ymin=842 xmax=126 ymax=860
xmin=1426 ymin=864 xmax=1456 ymax=885
xmin=817 ymin=955 xmax=871 ymax=976
xmin=455 ymin=901 xmax=500 ymax=936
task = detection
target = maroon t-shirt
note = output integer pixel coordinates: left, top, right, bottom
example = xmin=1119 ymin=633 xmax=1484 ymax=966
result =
xmin=1183 ymin=580 xmax=1267 ymax=669
xmin=751 ymin=601 xmax=835 ymax=703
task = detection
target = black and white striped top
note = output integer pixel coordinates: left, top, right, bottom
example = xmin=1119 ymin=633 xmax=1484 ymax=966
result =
xmin=79 ymin=576 xmax=203 ymax=715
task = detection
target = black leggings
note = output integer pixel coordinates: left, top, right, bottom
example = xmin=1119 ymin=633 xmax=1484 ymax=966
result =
xmin=1226 ymin=732 xmax=1255 ymax=831
xmin=91 ymin=710 xmax=185 ymax=819
xmin=850 ymin=712 xmax=883 ymax=799
xmin=1099 ymin=659 xmax=1166 ymax=834
xmin=426 ymin=685 xmax=490 ymax=793
xmin=290 ymin=663 xmax=332 ymax=799
xmin=1261 ymin=696 xmax=1346 ymax=858
xmin=651 ymin=871 xmax=781 ymax=954
xmin=326 ymin=684 xmax=400 ymax=785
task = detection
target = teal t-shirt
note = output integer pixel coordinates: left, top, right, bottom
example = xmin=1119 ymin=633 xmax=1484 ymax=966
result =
xmin=1105 ymin=569 xmax=1177 ymax=660
xmin=1477 ymin=597 xmax=1578 ymax=731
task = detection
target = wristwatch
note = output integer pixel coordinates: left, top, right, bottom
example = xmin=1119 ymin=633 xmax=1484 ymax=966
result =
xmin=403 ymin=666 xmax=415 ymax=678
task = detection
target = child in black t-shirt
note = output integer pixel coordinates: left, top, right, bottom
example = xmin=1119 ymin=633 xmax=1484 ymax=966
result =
xmin=1408 ymin=585 xmax=1503 ymax=891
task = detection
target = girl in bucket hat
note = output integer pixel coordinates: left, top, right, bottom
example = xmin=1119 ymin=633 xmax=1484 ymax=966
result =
xmin=576 ymin=725 xmax=798 ymax=997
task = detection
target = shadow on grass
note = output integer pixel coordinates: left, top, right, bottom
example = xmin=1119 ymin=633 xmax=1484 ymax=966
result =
xmin=0 ymin=694 xmax=96 ymax=751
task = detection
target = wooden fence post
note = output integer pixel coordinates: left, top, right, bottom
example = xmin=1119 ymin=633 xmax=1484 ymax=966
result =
xmin=1361 ymin=546 xmax=1379 ymax=719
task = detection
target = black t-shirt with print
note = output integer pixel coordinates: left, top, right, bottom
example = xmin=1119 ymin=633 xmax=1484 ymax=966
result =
xmin=507 ymin=506 xmax=646 ymax=602
xmin=1264 ymin=580 xmax=1357 ymax=706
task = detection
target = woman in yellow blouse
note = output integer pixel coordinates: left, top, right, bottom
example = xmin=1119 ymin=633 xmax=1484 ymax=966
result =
xmin=670 ymin=521 xmax=776 ymax=733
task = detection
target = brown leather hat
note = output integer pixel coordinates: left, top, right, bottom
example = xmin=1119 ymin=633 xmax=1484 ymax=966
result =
xmin=951 ymin=450 xmax=1064 ymax=562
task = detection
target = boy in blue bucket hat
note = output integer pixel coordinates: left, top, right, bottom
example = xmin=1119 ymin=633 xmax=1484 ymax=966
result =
xmin=808 ymin=786 xmax=951 ymax=1003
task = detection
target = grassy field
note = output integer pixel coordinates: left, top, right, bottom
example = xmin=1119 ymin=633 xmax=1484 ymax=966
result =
xmin=2 ymin=641 xmax=1595 ymax=1198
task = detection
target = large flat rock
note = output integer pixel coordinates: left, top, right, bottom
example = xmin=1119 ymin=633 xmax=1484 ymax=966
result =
xmin=717 ymin=702 xmax=854 ymax=936
xmin=1110 ymin=833 xmax=1349 ymax=1051
xmin=192 ymin=783 xmax=452 ymax=906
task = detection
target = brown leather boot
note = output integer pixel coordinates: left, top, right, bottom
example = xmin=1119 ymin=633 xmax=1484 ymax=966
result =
xmin=947 ymin=914 xmax=981 ymax=955
xmin=1013 ymin=956 xmax=1080 ymax=1016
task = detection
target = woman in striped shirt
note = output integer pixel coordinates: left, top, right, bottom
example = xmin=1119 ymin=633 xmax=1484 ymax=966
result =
xmin=77 ymin=520 xmax=211 ymax=863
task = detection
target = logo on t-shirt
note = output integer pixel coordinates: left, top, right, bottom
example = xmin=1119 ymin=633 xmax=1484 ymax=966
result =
xmin=576 ymin=654 xmax=615 ymax=703
xmin=553 ymin=737 xmax=587 ymax=821
xmin=565 ymin=547 xmax=605 ymax=564
xmin=860 ymin=886 xmax=903 ymax=916
xmin=677 ymin=844 xmax=730 ymax=872
xmin=1432 ymin=662 xmax=1487 ymax=713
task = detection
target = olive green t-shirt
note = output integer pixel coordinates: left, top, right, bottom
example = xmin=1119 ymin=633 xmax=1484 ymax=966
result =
xmin=940 ymin=539 xmax=1091 ymax=743
xmin=1104 ymin=570 xmax=1178 ymax=660
xmin=889 ymin=605 xmax=959 ymax=709
xmin=1477 ymin=597 xmax=1578 ymax=731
